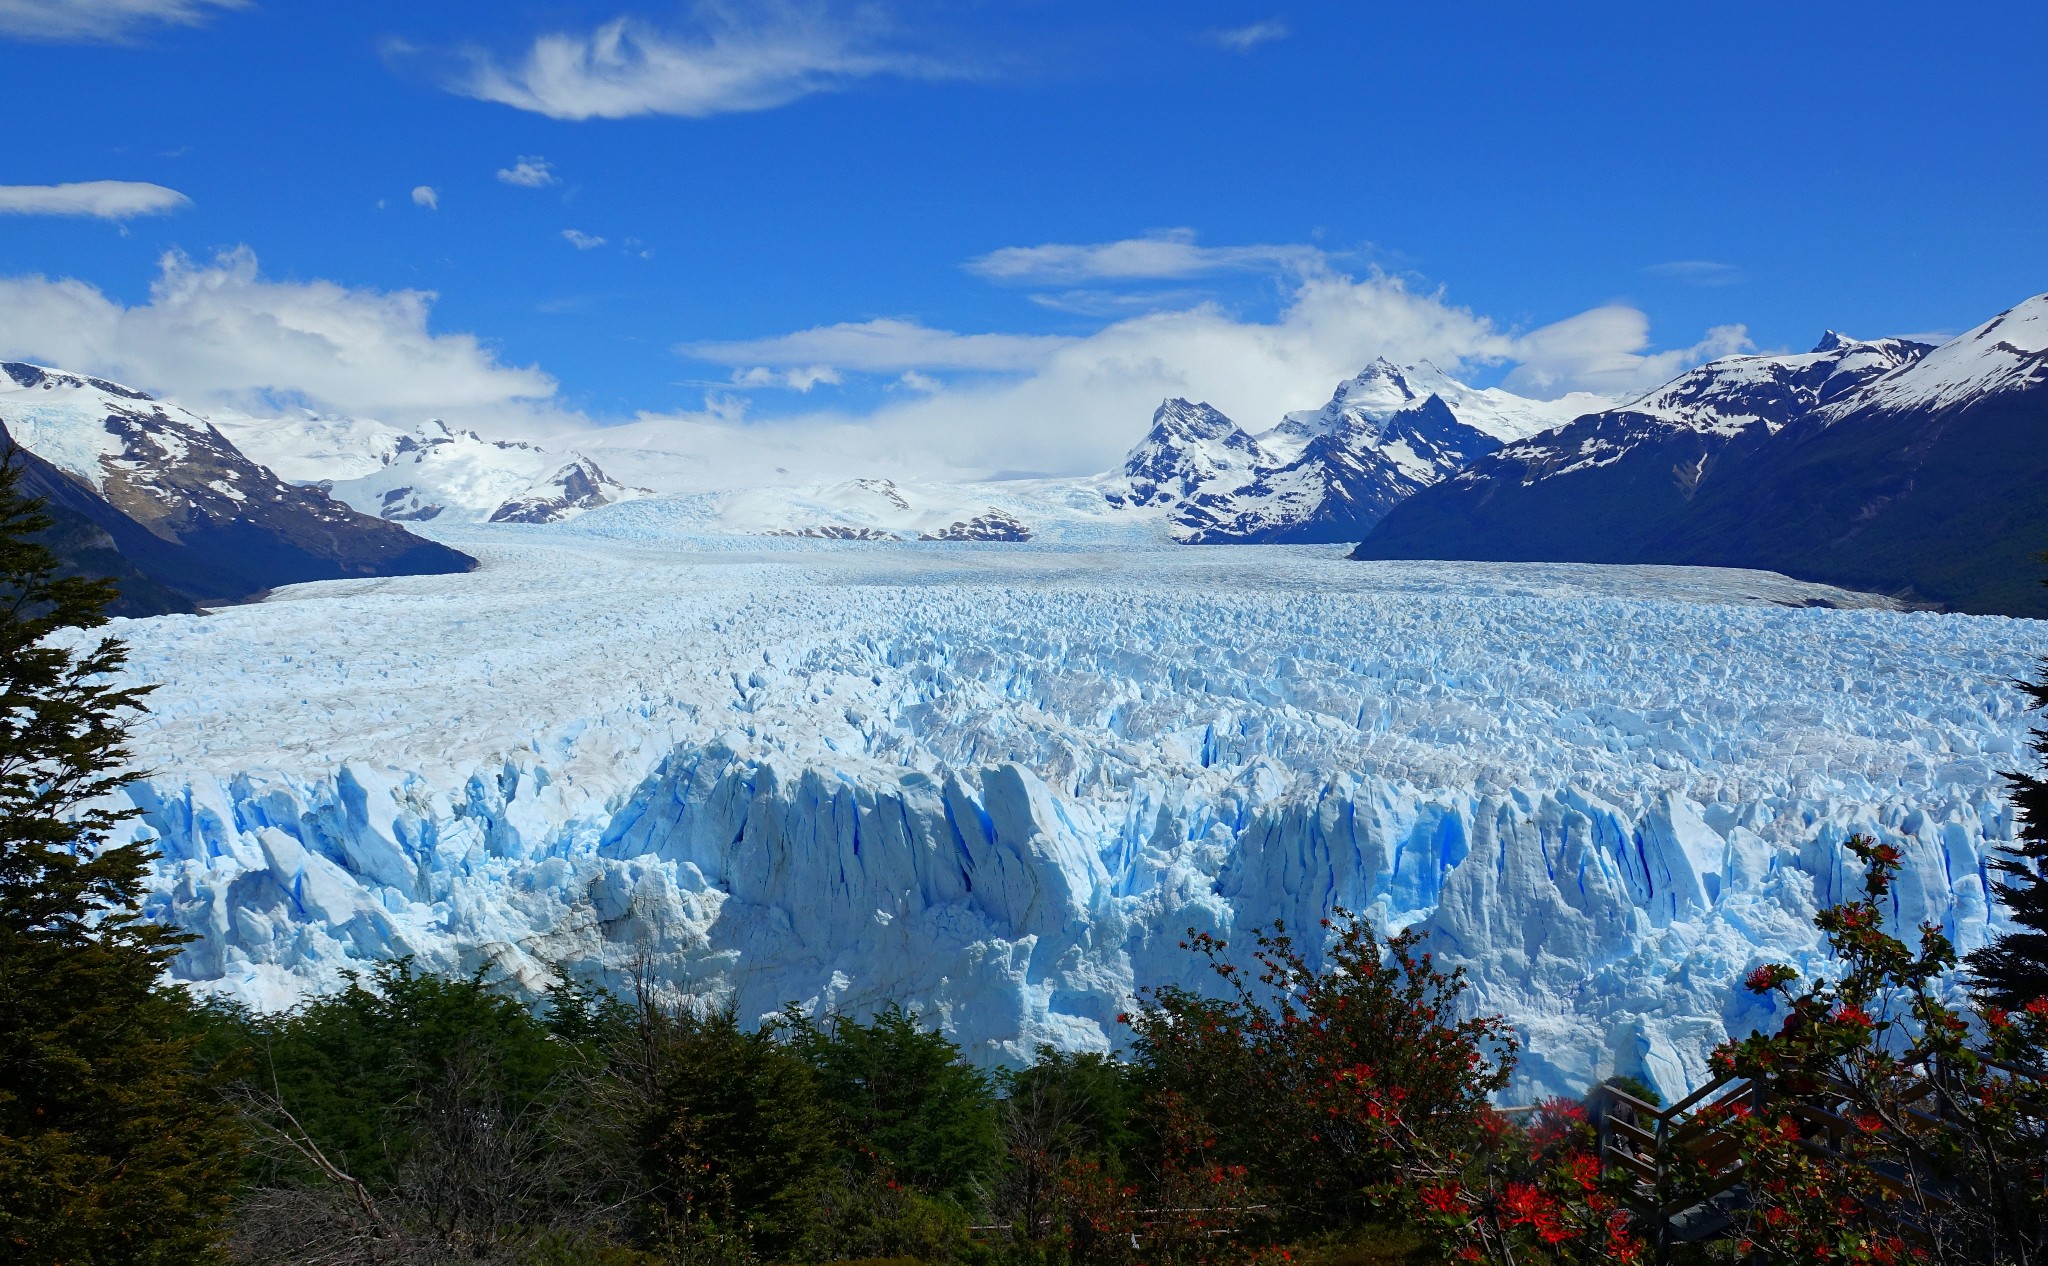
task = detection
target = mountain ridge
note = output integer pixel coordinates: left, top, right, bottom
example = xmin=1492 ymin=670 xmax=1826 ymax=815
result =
xmin=0 ymin=362 xmax=476 ymax=613
xmin=1351 ymin=291 xmax=2048 ymax=617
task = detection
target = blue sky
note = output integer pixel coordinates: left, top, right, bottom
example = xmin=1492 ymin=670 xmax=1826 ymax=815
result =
xmin=1 ymin=0 xmax=2044 ymax=479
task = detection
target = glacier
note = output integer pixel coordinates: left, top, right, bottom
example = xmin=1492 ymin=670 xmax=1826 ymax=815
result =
xmin=109 ymin=509 xmax=2045 ymax=1102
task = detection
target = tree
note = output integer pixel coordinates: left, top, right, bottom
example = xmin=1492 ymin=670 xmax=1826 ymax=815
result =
xmin=1132 ymin=912 xmax=1519 ymax=1240
xmin=1697 ymin=835 xmax=2048 ymax=1265
xmin=1969 ymin=657 xmax=2048 ymax=1006
xmin=217 ymin=961 xmax=628 ymax=1264
xmin=626 ymin=1003 xmax=833 ymax=1261
xmin=0 ymin=450 xmax=242 ymax=1263
xmin=783 ymin=1003 xmax=1002 ymax=1201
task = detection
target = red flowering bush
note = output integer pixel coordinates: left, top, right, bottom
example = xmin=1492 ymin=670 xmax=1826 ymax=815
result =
xmin=1686 ymin=835 xmax=2048 ymax=1265
xmin=1131 ymin=912 xmax=1516 ymax=1239
xmin=1128 ymin=910 xmax=1646 ymax=1265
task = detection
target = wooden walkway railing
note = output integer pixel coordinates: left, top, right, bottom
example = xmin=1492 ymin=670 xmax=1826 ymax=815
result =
xmin=1591 ymin=1058 xmax=2048 ymax=1262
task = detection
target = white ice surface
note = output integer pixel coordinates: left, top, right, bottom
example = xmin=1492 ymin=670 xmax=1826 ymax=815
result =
xmin=112 ymin=516 xmax=2044 ymax=1101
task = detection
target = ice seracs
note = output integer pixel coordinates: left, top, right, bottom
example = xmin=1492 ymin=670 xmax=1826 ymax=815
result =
xmin=114 ymin=524 xmax=2034 ymax=1106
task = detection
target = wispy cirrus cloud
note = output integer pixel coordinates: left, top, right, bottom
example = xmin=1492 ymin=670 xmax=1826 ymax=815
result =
xmin=0 ymin=180 xmax=190 ymax=219
xmin=562 ymin=229 xmax=607 ymax=250
xmin=440 ymin=3 xmax=966 ymax=121
xmin=967 ymin=228 xmax=1324 ymax=285
xmin=685 ymin=317 xmax=1071 ymax=374
xmin=0 ymin=0 xmax=245 ymax=42
xmin=1644 ymin=259 xmax=1744 ymax=287
xmin=1207 ymin=20 xmax=1289 ymax=52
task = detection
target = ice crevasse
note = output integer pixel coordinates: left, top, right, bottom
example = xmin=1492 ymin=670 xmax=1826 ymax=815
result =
xmin=116 ymin=531 xmax=2038 ymax=1102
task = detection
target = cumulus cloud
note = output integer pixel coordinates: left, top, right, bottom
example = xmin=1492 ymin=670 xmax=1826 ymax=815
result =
xmin=0 ymin=0 xmax=245 ymax=42
xmin=562 ymin=228 xmax=607 ymax=249
xmin=1207 ymin=20 xmax=1289 ymax=52
xmin=0 ymin=247 xmax=564 ymax=425
xmin=1501 ymin=306 xmax=1751 ymax=398
xmin=411 ymin=185 xmax=439 ymax=210
xmin=0 ymin=180 xmax=190 ymax=219
xmin=672 ymin=269 xmax=1755 ymax=482
xmin=444 ymin=3 xmax=962 ymax=121
xmin=967 ymin=228 xmax=1322 ymax=284
xmin=496 ymin=156 xmax=559 ymax=187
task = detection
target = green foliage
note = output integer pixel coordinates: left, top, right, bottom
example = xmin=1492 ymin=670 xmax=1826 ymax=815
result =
xmin=1695 ymin=834 xmax=2048 ymax=1265
xmin=1000 ymin=1049 xmax=1141 ymax=1166
xmin=235 ymin=958 xmax=578 ymax=1187
xmin=1968 ymin=653 xmax=2048 ymax=1006
xmin=1131 ymin=911 xmax=1518 ymax=1238
xmin=784 ymin=1004 xmax=1003 ymax=1202
xmin=0 ymin=451 xmax=243 ymax=1264
xmin=633 ymin=1004 xmax=835 ymax=1260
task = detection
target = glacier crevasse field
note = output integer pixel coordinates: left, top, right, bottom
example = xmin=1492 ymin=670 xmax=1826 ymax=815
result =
xmin=114 ymin=507 xmax=2044 ymax=1100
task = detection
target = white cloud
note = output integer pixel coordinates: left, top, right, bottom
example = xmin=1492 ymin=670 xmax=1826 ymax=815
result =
xmin=1208 ymin=20 xmax=1289 ymax=52
xmin=446 ymin=4 xmax=961 ymax=121
xmin=0 ymin=0 xmax=245 ymax=42
xmin=674 ymin=269 xmax=1755 ymax=483
xmin=496 ymin=155 xmax=559 ymax=187
xmin=411 ymin=185 xmax=439 ymax=210
xmin=732 ymin=364 xmax=841 ymax=391
xmin=0 ymin=247 xmax=565 ymax=426
xmin=1501 ymin=306 xmax=1751 ymax=397
xmin=0 ymin=180 xmax=190 ymax=219
xmin=1644 ymin=259 xmax=1744 ymax=287
xmin=967 ymin=228 xmax=1322 ymax=284
xmin=685 ymin=317 xmax=1072 ymax=374
xmin=562 ymin=228 xmax=607 ymax=249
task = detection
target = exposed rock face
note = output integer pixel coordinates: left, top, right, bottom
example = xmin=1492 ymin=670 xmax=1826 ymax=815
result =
xmin=489 ymin=457 xmax=637 ymax=524
xmin=1355 ymin=295 xmax=2048 ymax=617
xmin=768 ymin=525 xmax=899 ymax=540
xmin=920 ymin=510 xmax=1033 ymax=541
xmin=1105 ymin=362 xmax=1601 ymax=543
xmin=0 ymin=363 xmax=475 ymax=611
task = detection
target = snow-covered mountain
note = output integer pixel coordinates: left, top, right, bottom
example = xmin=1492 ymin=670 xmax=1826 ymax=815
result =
xmin=215 ymin=415 xmax=650 ymax=525
xmin=0 ymin=363 xmax=474 ymax=612
xmin=1104 ymin=361 xmax=1609 ymax=543
xmin=1356 ymin=291 xmax=2048 ymax=616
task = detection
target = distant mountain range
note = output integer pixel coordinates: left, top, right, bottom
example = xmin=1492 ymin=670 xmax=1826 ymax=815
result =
xmin=1353 ymin=292 xmax=2048 ymax=617
xmin=1105 ymin=361 xmax=1605 ymax=542
xmin=7 ymin=288 xmax=2044 ymax=620
xmin=0 ymin=364 xmax=474 ymax=616
xmin=212 ymin=413 xmax=650 ymax=525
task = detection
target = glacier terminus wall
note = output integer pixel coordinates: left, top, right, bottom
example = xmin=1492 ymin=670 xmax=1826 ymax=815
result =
xmin=114 ymin=517 xmax=2042 ymax=1102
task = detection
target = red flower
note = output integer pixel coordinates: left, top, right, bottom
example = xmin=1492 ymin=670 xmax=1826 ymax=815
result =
xmin=1832 ymin=1004 xmax=1873 ymax=1027
xmin=1420 ymin=1184 xmax=1461 ymax=1213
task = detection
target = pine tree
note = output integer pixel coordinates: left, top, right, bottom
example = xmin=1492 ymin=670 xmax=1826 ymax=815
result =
xmin=1968 ymin=657 xmax=2048 ymax=1005
xmin=0 ymin=449 xmax=241 ymax=1264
